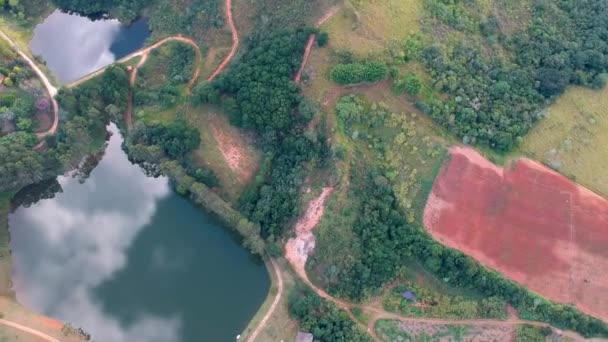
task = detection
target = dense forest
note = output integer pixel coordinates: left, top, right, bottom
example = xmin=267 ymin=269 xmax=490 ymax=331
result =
xmin=195 ymin=28 xmax=330 ymax=239
xmin=288 ymin=286 xmax=371 ymax=342
xmin=414 ymin=0 xmax=608 ymax=151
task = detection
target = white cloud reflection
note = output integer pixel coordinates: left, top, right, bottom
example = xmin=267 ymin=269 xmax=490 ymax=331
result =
xmin=29 ymin=10 xmax=120 ymax=83
xmin=8 ymin=126 xmax=180 ymax=342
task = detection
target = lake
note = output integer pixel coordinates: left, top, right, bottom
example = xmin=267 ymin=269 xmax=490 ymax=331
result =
xmin=8 ymin=125 xmax=270 ymax=342
xmin=30 ymin=10 xmax=151 ymax=84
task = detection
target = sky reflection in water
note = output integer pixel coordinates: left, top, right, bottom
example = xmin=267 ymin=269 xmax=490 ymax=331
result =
xmin=29 ymin=10 xmax=150 ymax=83
xmin=8 ymin=126 xmax=270 ymax=341
xmin=9 ymin=126 xmax=178 ymax=342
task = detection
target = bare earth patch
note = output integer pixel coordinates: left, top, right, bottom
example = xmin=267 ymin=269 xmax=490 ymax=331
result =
xmin=209 ymin=114 xmax=259 ymax=184
xmin=424 ymin=146 xmax=608 ymax=322
xmin=285 ymin=188 xmax=334 ymax=279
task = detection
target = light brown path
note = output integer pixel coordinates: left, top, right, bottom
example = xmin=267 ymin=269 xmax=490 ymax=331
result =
xmin=0 ymin=318 xmax=62 ymax=342
xmin=294 ymin=6 xmax=341 ymax=84
xmin=0 ymin=28 xmax=59 ymax=138
xmin=68 ymin=35 xmax=202 ymax=90
xmin=246 ymin=258 xmax=284 ymax=342
xmin=207 ymin=0 xmax=239 ymax=81
xmin=122 ymin=36 xmax=201 ymax=129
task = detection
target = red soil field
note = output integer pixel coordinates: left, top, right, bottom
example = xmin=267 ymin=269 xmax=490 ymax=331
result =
xmin=424 ymin=146 xmax=608 ymax=321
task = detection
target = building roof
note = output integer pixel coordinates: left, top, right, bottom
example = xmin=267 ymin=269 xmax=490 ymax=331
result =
xmin=295 ymin=331 xmax=314 ymax=342
xmin=401 ymin=290 xmax=417 ymax=301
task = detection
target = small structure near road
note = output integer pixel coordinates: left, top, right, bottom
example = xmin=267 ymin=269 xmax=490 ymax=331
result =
xmin=401 ymin=290 xmax=417 ymax=302
xmin=296 ymin=331 xmax=314 ymax=342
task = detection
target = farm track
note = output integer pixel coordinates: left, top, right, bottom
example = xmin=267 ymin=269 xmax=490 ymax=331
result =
xmin=207 ymin=0 xmax=238 ymax=81
xmin=0 ymin=28 xmax=59 ymax=139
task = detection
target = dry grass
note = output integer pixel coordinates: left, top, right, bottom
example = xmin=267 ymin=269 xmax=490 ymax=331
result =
xmin=186 ymin=106 xmax=261 ymax=204
xmin=518 ymin=85 xmax=608 ymax=197
xmin=322 ymin=0 xmax=422 ymax=55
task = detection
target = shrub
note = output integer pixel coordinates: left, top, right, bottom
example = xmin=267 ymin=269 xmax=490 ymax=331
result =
xmin=317 ymin=32 xmax=329 ymax=47
xmin=330 ymin=61 xmax=388 ymax=84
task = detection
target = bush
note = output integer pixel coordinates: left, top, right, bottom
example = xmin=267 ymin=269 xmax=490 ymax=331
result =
xmin=317 ymin=32 xmax=329 ymax=47
xmin=330 ymin=61 xmax=388 ymax=84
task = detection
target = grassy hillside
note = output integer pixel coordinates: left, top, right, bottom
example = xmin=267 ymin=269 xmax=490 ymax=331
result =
xmin=519 ymin=85 xmax=608 ymax=197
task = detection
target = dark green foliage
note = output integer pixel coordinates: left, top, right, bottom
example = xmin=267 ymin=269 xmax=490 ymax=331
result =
xmin=418 ymin=0 xmax=608 ymax=151
xmin=195 ymin=29 xmax=328 ymax=238
xmin=393 ymin=72 xmax=422 ymax=95
xmin=50 ymin=0 xmax=149 ymax=21
xmin=129 ymin=120 xmax=200 ymax=159
xmin=0 ymin=132 xmax=56 ymax=191
xmin=330 ymin=61 xmax=388 ymax=85
xmin=516 ymin=325 xmax=546 ymax=342
xmin=209 ymin=28 xmax=313 ymax=132
xmin=288 ymin=286 xmax=372 ymax=342
xmin=149 ymin=0 xmax=224 ymax=34
xmin=317 ymin=32 xmax=329 ymax=47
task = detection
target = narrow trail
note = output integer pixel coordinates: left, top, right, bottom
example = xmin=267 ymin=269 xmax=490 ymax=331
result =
xmin=0 ymin=318 xmax=62 ymax=342
xmin=0 ymin=28 xmax=59 ymax=138
xmin=121 ymin=36 xmax=200 ymax=129
xmin=294 ymin=6 xmax=341 ymax=84
xmin=246 ymin=258 xmax=284 ymax=342
xmin=207 ymin=0 xmax=238 ymax=81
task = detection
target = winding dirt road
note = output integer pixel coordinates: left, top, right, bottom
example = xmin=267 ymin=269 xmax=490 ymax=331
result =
xmin=0 ymin=28 xmax=59 ymax=138
xmin=207 ymin=0 xmax=238 ymax=81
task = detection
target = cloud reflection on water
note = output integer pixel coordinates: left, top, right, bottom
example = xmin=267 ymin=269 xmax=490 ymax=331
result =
xmin=29 ymin=10 xmax=121 ymax=84
xmin=8 ymin=126 xmax=181 ymax=342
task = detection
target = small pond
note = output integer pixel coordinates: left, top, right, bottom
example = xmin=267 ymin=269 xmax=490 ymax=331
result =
xmin=30 ymin=10 xmax=151 ymax=84
xmin=8 ymin=125 xmax=270 ymax=342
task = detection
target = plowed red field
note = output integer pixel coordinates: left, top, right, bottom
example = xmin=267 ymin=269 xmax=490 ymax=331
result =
xmin=424 ymin=146 xmax=608 ymax=321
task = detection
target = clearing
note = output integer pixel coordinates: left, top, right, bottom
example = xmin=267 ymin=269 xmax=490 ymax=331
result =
xmin=424 ymin=146 xmax=608 ymax=322
xmin=375 ymin=319 xmax=515 ymax=342
xmin=518 ymin=85 xmax=608 ymax=198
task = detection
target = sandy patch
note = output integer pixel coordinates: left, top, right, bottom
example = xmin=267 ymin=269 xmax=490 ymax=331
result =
xmin=209 ymin=115 xmax=258 ymax=184
xmin=285 ymin=188 xmax=334 ymax=278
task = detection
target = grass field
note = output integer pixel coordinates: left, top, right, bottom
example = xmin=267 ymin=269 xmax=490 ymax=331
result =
xmin=375 ymin=319 xmax=516 ymax=342
xmin=185 ymin=105 xmax=261 ymax=204
xmin=322 ymin=0 xmax=422 ymax=55
xmin=518 ymin=85 xmax=608 ymax=197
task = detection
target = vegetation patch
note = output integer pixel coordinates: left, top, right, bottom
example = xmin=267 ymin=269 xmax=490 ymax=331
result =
xmin=383 ymin=282 xmax=506 ymax=319
xmin=518 ymin=85 xmax=608 ymax=197
xmin=0 ymin=38 xmax=51 ymax=134
xmin=376 ymin=319 xmax=516 ymax=342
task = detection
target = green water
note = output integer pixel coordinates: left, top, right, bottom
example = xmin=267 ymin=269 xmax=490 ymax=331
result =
xmin=8 ymin=125 xmax=270 ymax=342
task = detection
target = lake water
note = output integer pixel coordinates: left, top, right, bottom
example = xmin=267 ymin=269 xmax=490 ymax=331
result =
xmin=8 ymin=125 xmax=270 ymax=342
xmin=30 ymin=10 xmax=151 ymax=84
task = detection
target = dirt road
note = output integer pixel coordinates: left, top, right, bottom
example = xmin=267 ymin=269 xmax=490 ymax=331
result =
xmin=120 ymin=36 xmax=201 ymax=129
xmin=207 ymin=0 xmax=239 ymax=81
xmin=246 ymin=258 xmax=284 ymax=342
xmin=0 ymin=28 xmax=59 ymax=138
xmin=294 ymin=6 xmax=341 ymax=84
xmin=0 ymin=318 xmax=63 ymax=342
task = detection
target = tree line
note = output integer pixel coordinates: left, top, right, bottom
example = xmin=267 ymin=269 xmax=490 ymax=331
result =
xmin=414 ymin=0 xmax=608 ymax=151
